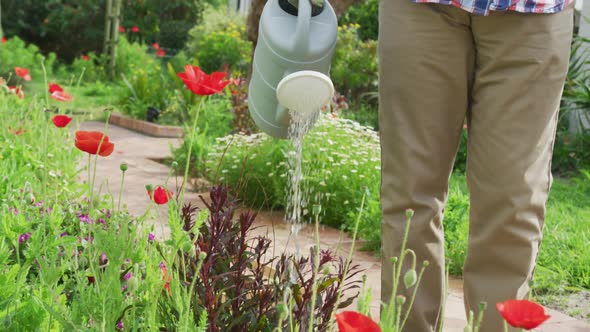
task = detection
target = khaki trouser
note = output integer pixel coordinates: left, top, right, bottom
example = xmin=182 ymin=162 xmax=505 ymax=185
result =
xmin=379 ymin=1 xmax=573 ymax=331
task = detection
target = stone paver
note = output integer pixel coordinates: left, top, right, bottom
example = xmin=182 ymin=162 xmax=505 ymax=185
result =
xmin=77 ymin=121 xmax=590 ymax=332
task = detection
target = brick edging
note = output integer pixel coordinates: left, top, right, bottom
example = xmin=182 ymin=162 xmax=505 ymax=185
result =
xmin=108 ymin=113 xmax=184 ymax=138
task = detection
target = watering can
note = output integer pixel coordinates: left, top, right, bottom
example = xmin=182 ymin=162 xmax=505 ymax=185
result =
xmin=248 ymin=0 xmax=337 ymax=139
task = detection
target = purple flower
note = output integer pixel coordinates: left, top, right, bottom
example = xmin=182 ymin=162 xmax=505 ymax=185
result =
xmin=116 ymin=320 xmax=124 ymax=330
xmin=125 ymin=258 xmax=131 ymax=264
xmin=121 ymin=284 xmax=128 ymax=291
xmin=99 ymin=252 xmax=108 ymax=266
xmin=78 ymin=214 xmax=92 ymax=224
xmin=148 ymin=233 xmax=155 ymax=242
xmin=97 ymin=218 xmax=106 ymax=226
xmin=159 ymin=262 xmax=166 ymax=269
xmin=123 ymin=272 xmax=132 ymax=281
xmin=18 ymin=232 xmax=31 ymax=244
xmin=60 ymin=231 xmax=68 ymax=237
xmin=9 ymin=207 xmax=18 ymax=215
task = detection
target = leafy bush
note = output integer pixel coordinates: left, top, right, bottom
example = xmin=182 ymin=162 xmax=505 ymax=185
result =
xmin=339 ymin=0 xmax=379 ymax=41
xmin=331 ymin=24 xmax=378 ymax=107
xmin=195 ymin=22 xmax=252 ymax=74
xmin=0 ymin=37 xmax=57 ymax=83
xmin=1 ymin=0 xmax=204 ymax=61
xmin=68 ymin=52 xmax=108 ymax=83
xmin=171 ymin=95 xmax=235 ymax=177
xmin=205 ymin=114 xmax=381 ymax=233
xmin=117 ymin=37 xmax=169 ymax=119
xmin=185 ymin=5 xmax=245 ymax=57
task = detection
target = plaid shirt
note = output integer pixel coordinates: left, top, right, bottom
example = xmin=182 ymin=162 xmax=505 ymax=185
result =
xmin=411 ymin=0 xmax=574 ymax=15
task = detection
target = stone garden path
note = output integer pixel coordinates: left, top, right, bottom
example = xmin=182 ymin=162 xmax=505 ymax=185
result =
xmin=78 ymin=121 xmax=590 ymax=332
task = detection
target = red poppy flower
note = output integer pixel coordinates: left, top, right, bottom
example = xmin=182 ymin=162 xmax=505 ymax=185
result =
xmin=151 ymin=42 xmax=161 ymax=50
xmin=52 ymin=115 xmax=73 ymax=128
xmin=8 ymin=127 xmax=26 ymax=135
xmin=156 ymin=48 xmax=166 ymax=58
xmin=118 ymin=26 xmax=126 ymax=33
xmin=14 ymin=67 xmax=31 ymax=81
xmin=496 ymin=300 xmax=550 ymax=330
xmin=147 ymin=186 xmax=173 ymax=205
xmin=1 ymin=37 xmax=7 ymax=43
xmin=81 ymin=55 xmax=90 ymax=61
xmin=8 ymin=86 xmax=24 ymax=99
xmin=335 ymin=311 xmax=381 ymax=332
xmin=131 ymin=26 xmax=140 ymax=33
xmin=177 ymin=65 xmax=230 ymax=96
xmin=75 ymin=131 xmax=115 ymax=157
xmin=161 ymin=265 xmax=171 ymax=296
xmin=48 ymin=83 xmax=73 ymax=102
xmin=87 ymin=276 xmax=96 ymax=284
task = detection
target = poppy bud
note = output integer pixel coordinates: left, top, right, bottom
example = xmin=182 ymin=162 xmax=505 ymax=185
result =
xmin=396 ymin=295 xmax=406 ymax=305
xmin=404 ymin=269 xmax=418 ymax=289
xmin=127 ymin=276 xmax=139 ymax=292
xmin=145 ymin=184 xmax=154 ymax=192
xmin=171 ymin=161 xmax=178 ymax=168
xmin=120 ymin=163 xmax=128 ymax=172
xmin=25 ymin=193 xmax=35 ymax=204
xmin=199 ymin=252 xmax=207 ymax=261
xmin=405 ymin=209 xmax=414 ymax=219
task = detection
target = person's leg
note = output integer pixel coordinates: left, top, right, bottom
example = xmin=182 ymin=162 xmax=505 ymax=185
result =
xmin=465 ymin=8 xmax=573 ymax=332
xmin=379 ymin=0 xmax=474 ymax=330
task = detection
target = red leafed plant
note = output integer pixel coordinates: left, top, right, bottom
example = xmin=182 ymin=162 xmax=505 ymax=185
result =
xmin=159 ymin=186 xmax=363 ymax=332
xmin=496 ymin=299 xmax=550 ymax=330
xmin=74 ymin=131 xmax=115 ymax=157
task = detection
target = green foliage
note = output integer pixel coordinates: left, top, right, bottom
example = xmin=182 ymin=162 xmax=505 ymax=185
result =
xmin=68 ymin=52 xmax=108 ymax=83
xmin=206 ymin=115 xmax=381 ymax=232
xmin=195 ymin=22 xmax=252 ymax=74
xmin=117 ymin=37 xmax=169 ymax=119
xmin=1 ymin=0 xmax=205 ymax=60
xmin=185 ymin=4 xmax=245 ymax=57
xmin=339 ymin=0 xmax=379 ymax=41
xmin=331 ymin=24 xmax=378 ymax=106
xmin=1 ymin=0 xmax=106 ymax=61
xmin=0 ymin=37 xmax=57 ymax=83
xmin=171 ymin=95 xmax=234 ymax=177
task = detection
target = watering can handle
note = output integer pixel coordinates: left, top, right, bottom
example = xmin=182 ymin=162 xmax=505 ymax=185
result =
xmin=294 ymin=0 xmax=313 ymax=52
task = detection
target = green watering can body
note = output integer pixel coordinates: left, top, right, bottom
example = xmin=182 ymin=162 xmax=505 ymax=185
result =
xmin=248 ymin=0 xmax=338 ymax=139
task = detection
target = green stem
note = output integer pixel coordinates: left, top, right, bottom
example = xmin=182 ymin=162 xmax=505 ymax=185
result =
xmin=392 ymin=212 xmax=413 ymax=312
xmin=178 ymin=97 xmax=205 ymax=211
xmin=332 ymin=193 xmax=366 ymax=314
xmin=117 ymin=171 xmax=125 ymax=213
xmin=89 ymin=113 xmax=111 ymax=213
xmin=40 ymin=60 xmax=50 ymax=199
xmin=308 ymin=211 xmax=322 ymax=332
xmin=400 ymin=262 xmax=427 ymax=331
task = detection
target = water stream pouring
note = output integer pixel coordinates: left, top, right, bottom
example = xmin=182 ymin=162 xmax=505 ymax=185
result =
xmin=249 ymin=0 xmax=338 ymax=139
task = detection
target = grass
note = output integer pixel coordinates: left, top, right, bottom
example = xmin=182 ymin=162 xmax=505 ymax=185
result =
xmin=442 ymin=172 xmax=590 ymax=320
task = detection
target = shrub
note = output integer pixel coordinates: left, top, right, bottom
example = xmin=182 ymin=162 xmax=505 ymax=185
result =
xmin=194 ymin=22 xmax=252 ymax=74
xmin=185 ymin=5 xmax=245 ymax=57
xmin=205 ymin=114 xmax=381 ymax=233
xmin=171 ymin=95 xmax=235 ymax=177
xmin=117 ymin=37 xmax=169 ymax=120
xmin=0 ymin=37 xmax=57 ymax=83
xmin=331 ymin=24 xmax=378 ymax=107
xmin=339 ymin=0 xmax=379 ymax=41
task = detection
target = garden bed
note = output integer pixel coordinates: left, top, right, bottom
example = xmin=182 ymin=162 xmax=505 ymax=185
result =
xmin=108 ymin=112 xmax=183 ymax=138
